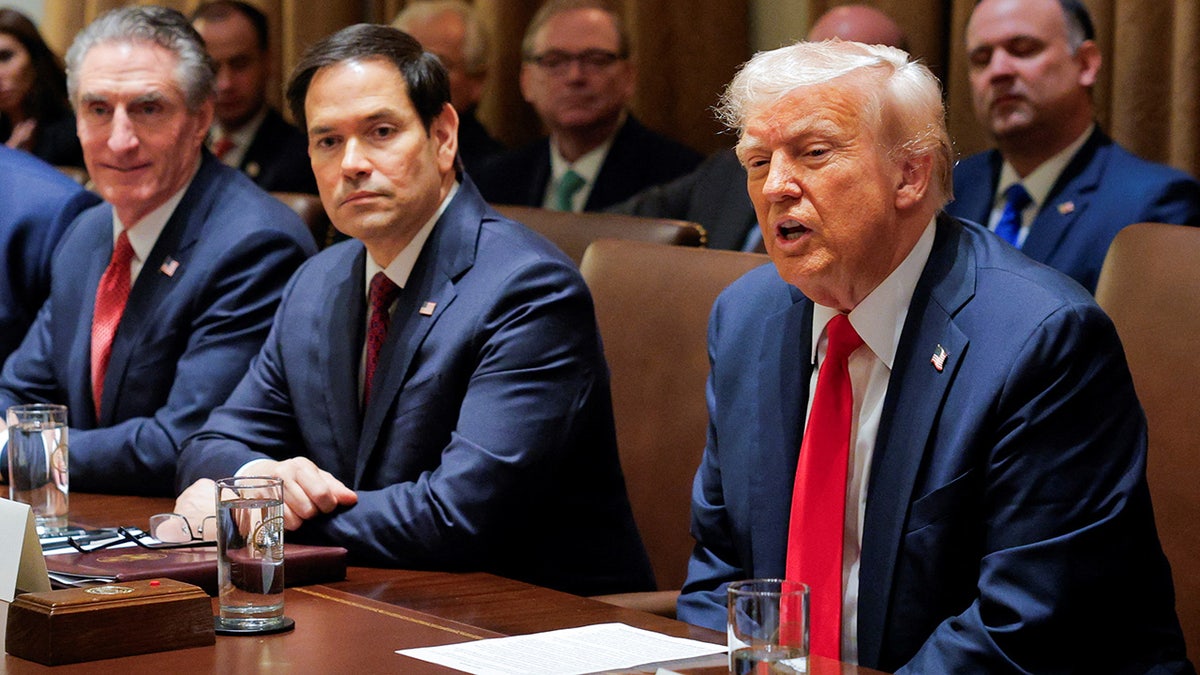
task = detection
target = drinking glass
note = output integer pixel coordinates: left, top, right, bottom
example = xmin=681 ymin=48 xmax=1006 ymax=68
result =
xmin=727 ymin=578 xmax=809 ymax=674
xmin=214 ymin=476 xmax=290 ymax=633
xmin=7 ymin=404 xmax=69 ymax=534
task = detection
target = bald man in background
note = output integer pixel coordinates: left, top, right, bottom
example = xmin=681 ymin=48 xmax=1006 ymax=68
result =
xmin=608 ymin=4 xmax=908 ymax=250
xmin=945 ymin=0 xmax=1200 ymax=293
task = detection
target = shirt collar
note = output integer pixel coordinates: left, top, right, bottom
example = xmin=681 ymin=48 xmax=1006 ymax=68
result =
xmin=210 ymin=106 xmax=268 ymax=150
xmin=364 ymin=181 xmax=460 ymax=292
xmin=547 ymin=111 xmax=625 ymax=189
xmin=996 ymin=123 xmax=1094 ymax=210
xmin=111 ymin=157 xmax=201 ymax=262
xmin=549 ymin=134 xmax=613 ymax=187
xmin=810 ymin=217 xmax=937 ymax=370
xmin=208 ymin=107 xmax=268 ymax=168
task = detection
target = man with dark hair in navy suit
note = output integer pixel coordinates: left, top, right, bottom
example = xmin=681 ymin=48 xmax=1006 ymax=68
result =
xmin=677 ymin=38 xmax=1190 ymax=672
xmin=191 ymin=1 xmax=316 ymax=194
xmin=946 ymin=0 xmax=1200 ymax=293
xmin=0 ymin=6 xmax=315 ymax=495
xmin=172 ymin=23 xmax=653 ymax=596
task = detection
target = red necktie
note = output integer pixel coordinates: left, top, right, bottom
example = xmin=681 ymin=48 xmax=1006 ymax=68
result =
xmin=212 ymin=135 xmax=235 ymax=162
xmin=363 ymin=272 xmax=400 ymax=406
xmin=91 ymin=231 xmax=134 ymax=418
xmin=785 ymin=312 xmax=863 ymax=660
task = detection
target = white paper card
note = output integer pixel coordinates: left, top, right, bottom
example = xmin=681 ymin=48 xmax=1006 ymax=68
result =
xmin=0 ymin=497 xmax=51 ymax=601
xmin=396 ymin=622 xmax=727 ymax=675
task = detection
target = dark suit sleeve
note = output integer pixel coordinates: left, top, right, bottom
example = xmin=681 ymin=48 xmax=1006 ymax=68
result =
xmin=62 ymin=227 xmax=311 ymax=494
xmin=606 ymin=165 xmax=699 ymax=220
xmin=313 ymin=260 xmax=608 ymax=565
xmin=1141 ymin=173 xmax=1200 ymax=226
xmin=675 ymin=294 xmax=749 ymax=630
xmin=0 ymin=188 xmax=99 ymax=362
xmin=899 ymin=303 xmax=1186 ymax=672
xmin=174 ymin=274 xmax=302 ymax=487
xmin=181 ymin=256 xmax=611 ymax=569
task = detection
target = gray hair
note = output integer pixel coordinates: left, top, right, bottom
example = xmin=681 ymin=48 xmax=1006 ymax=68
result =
xmin=717 ymin=39 xmax=953 ymax=207
xmin=66 ymin=5 xmax=215 ymax=111
xmin=393 ymin=0 xmax=490 ymax=76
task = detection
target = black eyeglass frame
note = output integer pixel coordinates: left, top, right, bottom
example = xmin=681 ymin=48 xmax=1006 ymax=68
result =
xmin=66 ymin=523 xmax=216 ymax=554
xmin=523 ymin=49 xmax=626 ymax=73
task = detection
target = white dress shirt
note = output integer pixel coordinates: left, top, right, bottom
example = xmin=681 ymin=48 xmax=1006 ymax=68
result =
xmin=542 ymin=123 xmax=620 ymax=212
xmin=807 ymin=218 xmax=936 ymax=663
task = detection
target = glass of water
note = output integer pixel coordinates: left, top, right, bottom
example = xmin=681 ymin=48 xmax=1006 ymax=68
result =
xmin=727 ymin=578 xmax=809 ymax=674
xmin=7 ymin=404 xmax=69 ymax=534
xmin=214 ymin=476 xmax=290 ymax=634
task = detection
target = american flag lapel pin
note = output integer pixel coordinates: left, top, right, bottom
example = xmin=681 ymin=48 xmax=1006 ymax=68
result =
xmin=160 ymin=257 xmax=180 ymax=277
xmin=1057 ymin=201 xmax=1075 ymax=215
xmin=930 ymin=344 xmax=948 ymax=372
xmin=419 ymin=301 xmax=437 ymax=316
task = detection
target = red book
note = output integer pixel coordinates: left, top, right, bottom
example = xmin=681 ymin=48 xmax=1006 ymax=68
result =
xmin=45 ymin=544 xmax=347 ymax=596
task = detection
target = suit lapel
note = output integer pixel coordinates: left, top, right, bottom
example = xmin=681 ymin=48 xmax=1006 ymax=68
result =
xmin=856 ymin=216 xmax=974 ymax=666
xmin=321 ymin=247 xmax=367 ymax=480
xmin=76 ymin=215 xmax=116 ymax=427
xmin=529 ymin=141 xmax=553 ymax=207
xmin=98 ymin=158 xmax=216 ymax=422
xmin=1022 ymin=129 xmax=1106 ymax=264
xmin=955 ymin=151 xmax=1002 ymax=226
xmin=353 ymin=180 xmax=483 ymax=485
xmin=749 ymin=289 xmax=812 ymax=577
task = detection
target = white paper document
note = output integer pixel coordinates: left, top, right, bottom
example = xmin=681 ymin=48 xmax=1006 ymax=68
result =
xmin=396 ymin=622 xmax=726 ymax=675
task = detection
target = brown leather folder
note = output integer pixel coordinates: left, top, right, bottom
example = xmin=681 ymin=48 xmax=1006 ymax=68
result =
xmin=44 ymin=544 xmax=347 ymax=596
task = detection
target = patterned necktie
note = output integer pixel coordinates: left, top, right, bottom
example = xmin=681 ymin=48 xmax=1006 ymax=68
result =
xmin=785 ymin=313 xmax=864 ymax=660
xmin=554 ymin=169 xmax=586 ymax=212
xmin=994 ymin=183 xmax=1032 ymax=247
xmin=363 ymin=272 xmax=401 ymax=406
xmin=91 ymin=231 xmax=134 ymax=418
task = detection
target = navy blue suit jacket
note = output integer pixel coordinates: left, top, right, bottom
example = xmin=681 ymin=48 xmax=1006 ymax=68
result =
xmin=946 ymin=128 xmax=1200 ymax=292
xmin=678 ymin=215 xmax=1190 ymax=673
xmin=474 ymin=114 xmax=702 ymax=211
xmin=176 ymin=179 xmax=654 ymax=596
xmin=608 ymin=147 xmax=758 ymax=251
xmin=0 ymin=153 xmax=316 ymax=495
xmin=238 ymin=107 xmax=317 ymax=194
xmin=0 ymin=147 xmax=100 ymax=364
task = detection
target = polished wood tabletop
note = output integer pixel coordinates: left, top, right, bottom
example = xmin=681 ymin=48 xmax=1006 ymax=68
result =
xmin=2 ymin=493 xmax=884 ymax=674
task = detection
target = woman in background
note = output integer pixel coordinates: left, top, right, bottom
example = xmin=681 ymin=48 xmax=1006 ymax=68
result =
xmin=0 ymin=8 xmax=83 ymax=168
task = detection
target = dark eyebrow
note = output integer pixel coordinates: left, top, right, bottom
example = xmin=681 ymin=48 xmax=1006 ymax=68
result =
xmin=308 ymin=109 xmax=401 ymax=137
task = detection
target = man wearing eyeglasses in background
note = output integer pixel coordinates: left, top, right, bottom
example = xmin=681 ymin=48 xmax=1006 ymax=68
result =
xmin=474 ymin=0 xmax=700 ymax=212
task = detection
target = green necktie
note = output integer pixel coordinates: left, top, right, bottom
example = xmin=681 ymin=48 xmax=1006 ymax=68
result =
xmin=554 ymin=169 xmax=586 ymax=212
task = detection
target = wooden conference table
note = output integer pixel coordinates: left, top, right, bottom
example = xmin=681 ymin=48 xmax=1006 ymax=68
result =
xmin=1 ymin=493 xmax=884 ymax=674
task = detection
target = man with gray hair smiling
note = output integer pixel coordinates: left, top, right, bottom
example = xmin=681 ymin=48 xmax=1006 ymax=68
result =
xmin=0 ymin=6 xmax=314 ymax=495
xmin=677 ymin=39 xmax=1190 ymax=672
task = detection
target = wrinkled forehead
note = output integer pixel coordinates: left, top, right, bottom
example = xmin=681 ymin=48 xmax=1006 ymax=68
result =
xmin=966 ymin=0 xmax=1072 ymax=48
xmin=533 ymin=8 xmax=621 ymax=53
